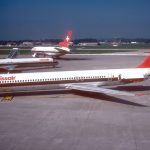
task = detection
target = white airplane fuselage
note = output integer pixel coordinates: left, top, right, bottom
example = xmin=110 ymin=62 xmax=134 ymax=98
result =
xmin=32 ymin=46 xmax=70 ymax=58
xmin=0 ymin=58 xmax=55 ymax=65
xmin=0 ymin=58 xmax=58 ymax=72
xmin=1 ymin=54 xmax=150 ymax=96
xmin=0 ymin=68 xmax=149 ymax=87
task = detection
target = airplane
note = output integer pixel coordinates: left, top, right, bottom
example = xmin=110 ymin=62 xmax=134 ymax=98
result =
xmin=31 ymin=31 xmax=72 ymax=58
xmin=0 ymin=58 xmax=58 ymax=73
xmin=0 ymin=55 xmax=150 ymax=97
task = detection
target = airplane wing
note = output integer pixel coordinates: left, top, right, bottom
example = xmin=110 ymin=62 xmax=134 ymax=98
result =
xmin=62 ymin=83 xmax=135 ymax=96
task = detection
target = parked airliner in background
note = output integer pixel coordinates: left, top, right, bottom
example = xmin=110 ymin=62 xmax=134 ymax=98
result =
xmin=31 ymin=31 xmax=72 ymax=58
xmin=0 ymin=55 xmax=150 ymax=97
xmin=0 ymin=58 xmax=57 ymax=73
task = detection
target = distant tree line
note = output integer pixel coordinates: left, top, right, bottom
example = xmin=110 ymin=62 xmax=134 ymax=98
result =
xmin=0 ymin=38 xmax=150 ymax=45
xmin=73 ymin=38 xmax=98 ymax=44
xmin=120 ymin=38 xmax=150 ymax=43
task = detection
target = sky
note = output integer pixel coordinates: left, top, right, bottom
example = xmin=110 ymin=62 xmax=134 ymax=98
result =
xmin=0 ymin=0 xmax=150 ymax=40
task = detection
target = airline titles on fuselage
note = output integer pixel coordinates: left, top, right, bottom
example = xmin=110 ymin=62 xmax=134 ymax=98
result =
xmin=0 ymin=76 xmax=16 ymax=81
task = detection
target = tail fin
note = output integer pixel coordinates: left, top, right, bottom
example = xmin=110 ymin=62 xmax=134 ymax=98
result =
xmin=136 ymin=55 xmax=150 ymax=68
xmin=59 ymin=31 xmax=72 ymax=48
xmin=7 ymin=48 xmax=19 ymax=59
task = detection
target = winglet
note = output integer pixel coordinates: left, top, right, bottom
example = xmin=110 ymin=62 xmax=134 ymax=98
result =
xmin=136 ymin=55 xmax=150 ymax=68
xmin=59 ymin=31 xmax=72 ymax=48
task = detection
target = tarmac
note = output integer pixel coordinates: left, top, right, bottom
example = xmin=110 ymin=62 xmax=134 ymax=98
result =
xmin=0 ymin=53 xmax=150 ymax=150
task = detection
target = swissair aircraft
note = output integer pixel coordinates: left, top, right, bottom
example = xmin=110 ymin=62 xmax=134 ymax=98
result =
xmin=0 ymin=55 xmax=150 ymax=97
xmin=0 ymin=58 xmax=57 ymax=73
xmin=31 ymin=31 xmax=72 ymax=58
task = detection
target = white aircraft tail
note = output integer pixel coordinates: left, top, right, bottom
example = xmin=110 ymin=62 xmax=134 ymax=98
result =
xmin=59 ymin=31 xmax=72 ymax=48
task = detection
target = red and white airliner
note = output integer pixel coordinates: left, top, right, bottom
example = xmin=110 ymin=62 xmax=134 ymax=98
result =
xmin=31 ymin=31 xmax=72 ymax=58
xmin=0 ymin=55 xmax=150 ymax=96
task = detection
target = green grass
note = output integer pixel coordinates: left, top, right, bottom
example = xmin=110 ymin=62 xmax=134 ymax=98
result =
xmin=0 ymin=43 xmax=149 ymax=55
xmin=73 ymin=43 xmax=150 ymax=49
xmin=0 ymin=49 xmax=136 ymax=55
xmin=71 ymin=49 xmax=136 ymax=54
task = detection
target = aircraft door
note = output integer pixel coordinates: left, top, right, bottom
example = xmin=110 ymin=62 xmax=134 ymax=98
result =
xmin=118 ymin=74 xmax=121 ymax=81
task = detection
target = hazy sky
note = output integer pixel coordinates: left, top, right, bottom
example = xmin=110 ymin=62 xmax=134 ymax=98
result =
xmin=0 ymin=0 xmax=150 ymax=40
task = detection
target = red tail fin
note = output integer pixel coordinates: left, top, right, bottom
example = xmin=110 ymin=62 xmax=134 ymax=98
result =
xmin=59 ymin=31 xmax=72 ymax=48
xmin=137 ymin=55 xmax=150 ymax=68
